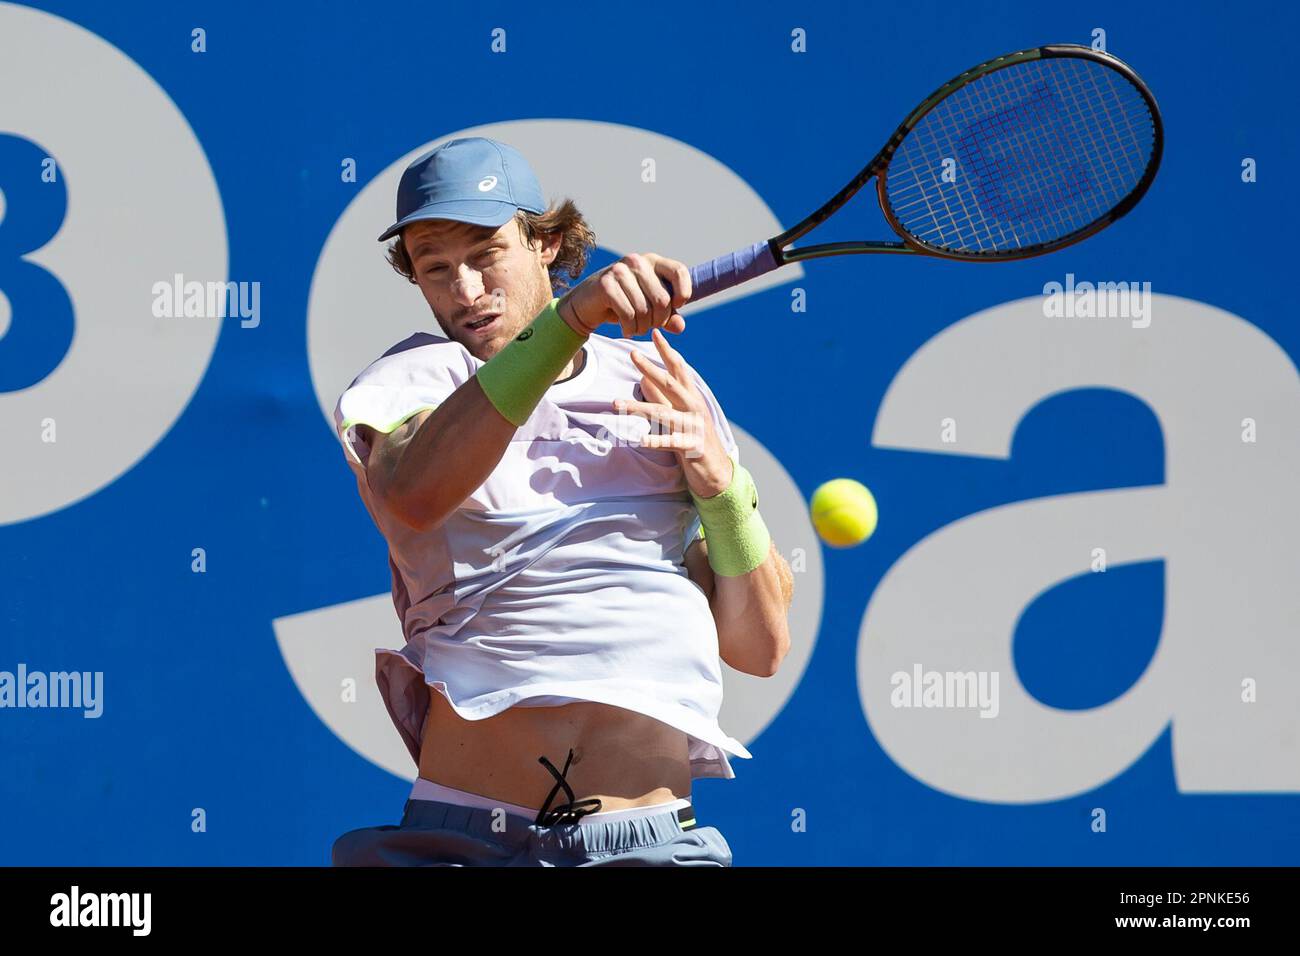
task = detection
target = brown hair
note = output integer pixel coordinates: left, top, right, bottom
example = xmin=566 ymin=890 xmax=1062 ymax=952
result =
xmin=384 ymin=200 xmax=596 ymax=294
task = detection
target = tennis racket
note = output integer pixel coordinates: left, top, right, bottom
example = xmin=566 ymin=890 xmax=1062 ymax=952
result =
xmin=663 ymin=43 xmax=1163 ymax=304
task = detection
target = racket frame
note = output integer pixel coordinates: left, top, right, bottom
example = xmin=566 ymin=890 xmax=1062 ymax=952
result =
xmin=770 ymin=43 xmax=1164 ymax=265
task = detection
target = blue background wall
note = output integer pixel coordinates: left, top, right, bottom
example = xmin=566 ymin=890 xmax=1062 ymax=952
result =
xmin=2 ymin=0 xmax=1297 ymax=864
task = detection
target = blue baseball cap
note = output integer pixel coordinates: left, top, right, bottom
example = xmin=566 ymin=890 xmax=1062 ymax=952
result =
xmin=378 ymin=137 xmax=547 ymax=242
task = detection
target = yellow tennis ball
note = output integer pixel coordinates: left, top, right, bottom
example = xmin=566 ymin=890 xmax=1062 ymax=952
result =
xmin=810 ymin=478 xmax=878 ymax=548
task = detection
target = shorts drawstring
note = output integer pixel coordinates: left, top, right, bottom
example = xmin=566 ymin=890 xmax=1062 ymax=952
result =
xmin=535 ymin=748 xmax=603 ymax=826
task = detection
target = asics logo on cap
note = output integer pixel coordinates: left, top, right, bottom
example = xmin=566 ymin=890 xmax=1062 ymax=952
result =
xmin=477 ymin=175 xmax=498 ymax=191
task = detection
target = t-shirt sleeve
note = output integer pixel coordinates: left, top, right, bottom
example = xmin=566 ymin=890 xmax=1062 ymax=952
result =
xmin=333 ymin=337 xmax=477 ymax=468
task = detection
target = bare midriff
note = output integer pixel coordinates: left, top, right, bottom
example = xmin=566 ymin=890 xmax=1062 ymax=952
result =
xmin=416 ymin=687 xmax=694 ymax=814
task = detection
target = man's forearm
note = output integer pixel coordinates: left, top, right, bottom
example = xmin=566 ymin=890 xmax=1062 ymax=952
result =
xmin=386 ymin=376 xmax=517 ymax=532
xmin=387 ymin=299 xmax=590 ymax=532
xmin=709 ymin=539 xmax=793 ymax=677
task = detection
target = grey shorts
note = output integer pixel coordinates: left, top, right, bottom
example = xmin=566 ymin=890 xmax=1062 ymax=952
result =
xmin=332 ymin=797 xmax=734 ymax=867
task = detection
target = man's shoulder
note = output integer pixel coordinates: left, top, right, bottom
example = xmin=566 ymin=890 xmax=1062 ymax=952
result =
xmin=332 ymin=332 xmax=476 ymax=441
xmin=375 ymin=330 xmax=462 ymax=363
xmin=343 ymin=331 xmax=474 ymax=393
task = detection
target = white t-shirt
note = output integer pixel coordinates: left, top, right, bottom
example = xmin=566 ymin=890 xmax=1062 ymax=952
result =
xmin=333 ymin=313 xmax=753 ymax=781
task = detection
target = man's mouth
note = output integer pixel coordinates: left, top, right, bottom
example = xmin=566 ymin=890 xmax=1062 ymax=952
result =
xmin=464 ymin=314 xmax=499 ymax=334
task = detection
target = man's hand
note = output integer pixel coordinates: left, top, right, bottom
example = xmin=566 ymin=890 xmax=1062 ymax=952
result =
xmin=557 ymin=252 xmax=692 ymax=339
xmin=613 ymin=328 xmax=733 ymax=500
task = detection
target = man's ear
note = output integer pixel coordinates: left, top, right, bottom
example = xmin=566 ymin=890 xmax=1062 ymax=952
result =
xmin=538 ymin=228 xmax=562 ymax=267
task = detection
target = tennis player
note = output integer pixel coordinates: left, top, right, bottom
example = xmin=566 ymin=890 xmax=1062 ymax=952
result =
xmin=330 ymin=137 xmax=794 ymax=866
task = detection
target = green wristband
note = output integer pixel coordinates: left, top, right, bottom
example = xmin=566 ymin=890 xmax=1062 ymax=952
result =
xmin=691 ymin=458 xmax=771 ymax=576
xmin=475 ymin=297 xmax=586 ymax=427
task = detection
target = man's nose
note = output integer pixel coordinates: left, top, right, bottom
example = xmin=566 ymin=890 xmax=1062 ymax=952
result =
xmin=451 ymin=265 xmax=484 ymax=303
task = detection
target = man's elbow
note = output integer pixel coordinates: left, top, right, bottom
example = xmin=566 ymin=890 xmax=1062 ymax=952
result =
xmin=759 ymin=627 xmax=792 ymax=678
xmin=759 ymin=557 xmax=795 ymax=676
xmin=373 ymin=481 xmax=446 ymax=535
xmin=729 ymin=623 xmax=790 ymax=678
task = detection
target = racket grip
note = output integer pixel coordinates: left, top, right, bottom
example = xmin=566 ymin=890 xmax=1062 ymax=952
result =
xmin=661 ymin=240 xmax=779 ymax=305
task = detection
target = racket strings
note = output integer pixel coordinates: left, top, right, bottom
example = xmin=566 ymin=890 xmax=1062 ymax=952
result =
xmin=903 ymin=59 xmax=1151 ymax=249
xmin=892 ymin=59 xmax=1144 ymax=249
xmin=897 ymin=61 xmax=1143 ymax=249
xmin=883 ymin=55 xmax=1157 ymax=255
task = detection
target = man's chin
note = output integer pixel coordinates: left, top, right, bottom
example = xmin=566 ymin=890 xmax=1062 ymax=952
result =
xmin=443 ymin=305 xmax=533 ymax=357
xmin=458 ymin=331 xmax=504 ymax=362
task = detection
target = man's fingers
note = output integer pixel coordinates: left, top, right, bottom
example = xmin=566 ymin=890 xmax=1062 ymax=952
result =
xmin=647 ymin=254 xmax=692 ymax=309
xmin=613 ymin=398 xmax=689 ymax=428
xmin=650 ymin=327 xmax=690 ymax=379
xmin=570 ymin=252 xmax=690 ymax=335
xmin=629 ymin=349 xmax=672 ymax=404
xmin=611 ymin=262 xmax=649 ymax=335
xmin=641 ymin=429 xmax=702 ymax=451
xmin=598 ymin=270 xmax=635 ymax=332
xmin=669 ymin=261 xmax=692 ymax=307
xmin=628 ymin=253 xmax=672 ymax=331
xmin=631 ymin=346 xmax=691 ymax=406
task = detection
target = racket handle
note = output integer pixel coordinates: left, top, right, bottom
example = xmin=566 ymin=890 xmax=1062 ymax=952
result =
xmin=661 ymin=240 xmax=779 ymax=304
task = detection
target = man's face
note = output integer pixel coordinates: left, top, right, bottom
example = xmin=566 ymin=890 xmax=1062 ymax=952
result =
xmin=402 ymin=216 xmax=561 ymax=360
